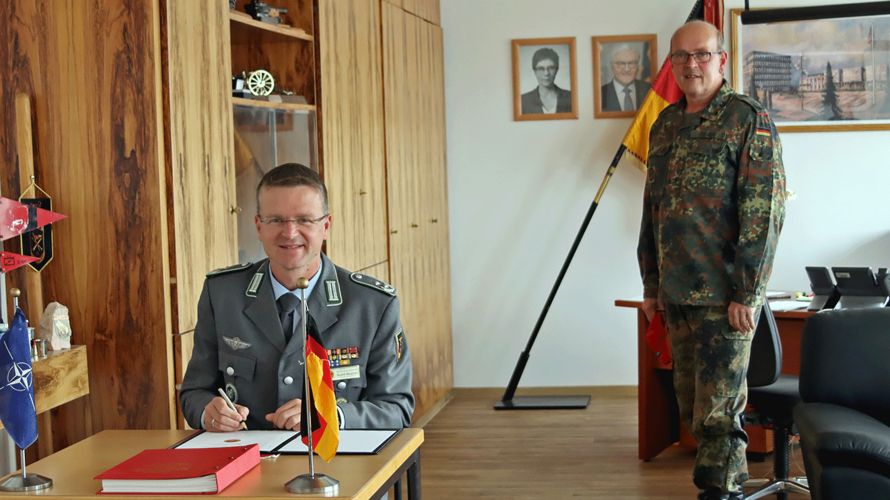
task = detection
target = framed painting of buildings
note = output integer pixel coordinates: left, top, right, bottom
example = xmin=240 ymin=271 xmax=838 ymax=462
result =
xmin=731 ymin=4 xmax=890 ymax=132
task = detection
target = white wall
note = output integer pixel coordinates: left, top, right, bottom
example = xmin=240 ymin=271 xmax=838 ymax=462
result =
xmin=442 ymin=0 xmax=890 ymax=388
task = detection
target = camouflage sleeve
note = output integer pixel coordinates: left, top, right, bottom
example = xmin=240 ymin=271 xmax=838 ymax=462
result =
xmin=732 ymin=110 xmax=786 ymax=306
xmin=637 ymin=123 xmax=663 ymax=299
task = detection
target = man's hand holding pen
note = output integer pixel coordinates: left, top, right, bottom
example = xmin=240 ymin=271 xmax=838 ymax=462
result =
xmin=204 ymin=396 xmax=249 ymax=432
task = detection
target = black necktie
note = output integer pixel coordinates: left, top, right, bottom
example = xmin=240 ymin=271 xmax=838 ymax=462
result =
xmin=277 ymin=294 xmax=300 ymax=343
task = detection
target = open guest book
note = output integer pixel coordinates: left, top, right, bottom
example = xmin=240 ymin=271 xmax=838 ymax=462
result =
xmin=94 ymin=444 xmax=260 ymax=494
xmin=175 ymin=429 xmax=401 ymax=455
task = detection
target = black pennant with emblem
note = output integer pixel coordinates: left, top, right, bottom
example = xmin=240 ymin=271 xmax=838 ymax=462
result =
xmin=19 ymin=197 xmax=54 ymax=272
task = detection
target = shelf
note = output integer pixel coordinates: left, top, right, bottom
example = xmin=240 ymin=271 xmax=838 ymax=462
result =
xmin=0 ymin=345 xmax=89 ymax=430
xmin=232 ymin=96 xmax=316 ymax=112
xmin=229 ymin=10 xmax=313 ymax=43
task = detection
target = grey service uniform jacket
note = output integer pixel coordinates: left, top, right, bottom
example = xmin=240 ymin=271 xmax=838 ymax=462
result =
xmin=179 ymin=254 xmax=415 ymax=430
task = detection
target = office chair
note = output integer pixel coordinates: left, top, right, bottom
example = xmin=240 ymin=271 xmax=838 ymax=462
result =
xmin=743 ymin=302 xmax=809 ymax=499
xmin=794 ymin=308 xmax=890 ymax=500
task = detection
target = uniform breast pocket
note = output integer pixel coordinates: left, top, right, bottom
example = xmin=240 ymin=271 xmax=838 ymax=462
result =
xmin=646 ymin=143 xmax=672 ymax=198
xmin=218 ymin=351 xmax=256 ymax=382
xmin=334 ymin=377 xmax=366 ymax=404
xmin=680 ymin=140 xmax=731 ymax=196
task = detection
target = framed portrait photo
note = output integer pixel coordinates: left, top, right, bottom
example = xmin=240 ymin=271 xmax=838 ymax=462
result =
xmin=511 ymin=37 xmax=578 ymax=121
xmin=592 ymin=34 xmax=657 ymax=119
xmin=731 ymin=4 xmax=890 ymax=132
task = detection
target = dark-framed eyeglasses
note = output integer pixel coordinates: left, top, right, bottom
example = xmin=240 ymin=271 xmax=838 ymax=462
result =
xmin=257 ymin=214 xmax=329 ymax=228
xmin=669 ymin=51 xmax=722 ymax=65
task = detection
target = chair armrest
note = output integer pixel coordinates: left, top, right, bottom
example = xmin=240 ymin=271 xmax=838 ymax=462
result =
xmin=795 ymin=402 xmax=890 ymax=476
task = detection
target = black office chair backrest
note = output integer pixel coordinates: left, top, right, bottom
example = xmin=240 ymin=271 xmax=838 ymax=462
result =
xmin=747 ymin=302 xmax=782 ymax=388
xmin=799 ymin=308 xmax=890 ymax=426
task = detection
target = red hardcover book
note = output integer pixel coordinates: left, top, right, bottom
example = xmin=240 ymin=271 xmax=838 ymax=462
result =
xmin=94 ymin=444 xmax=260 ymax=494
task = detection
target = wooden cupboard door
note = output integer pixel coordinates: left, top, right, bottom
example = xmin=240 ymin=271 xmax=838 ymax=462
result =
xmin=317 ymin=0 xmax=388 ymax=272
xmin=165 ymin=0 xmax=238 ymax=401
xmin=403 ymin=0 xmax=440 ymax=25
xmin=382 ymin=3 xmax=452 ymax=424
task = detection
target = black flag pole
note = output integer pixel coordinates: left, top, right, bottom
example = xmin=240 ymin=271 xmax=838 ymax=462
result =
xmin=495 ymin=145 xmax=627 ymax=410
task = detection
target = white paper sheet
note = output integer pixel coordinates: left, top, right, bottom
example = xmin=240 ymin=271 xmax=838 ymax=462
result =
xmin=175 ymin=430 xmax=297 ymax=453
xmin=277 ymin=429 xmax=399 ymax=455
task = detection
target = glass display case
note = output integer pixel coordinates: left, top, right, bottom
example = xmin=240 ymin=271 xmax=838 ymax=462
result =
xmin=232 ymin=103 xmax=317 ymax=263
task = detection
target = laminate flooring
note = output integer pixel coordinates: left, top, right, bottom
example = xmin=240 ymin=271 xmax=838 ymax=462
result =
xmin=417 ymin=388 xmax=808 ymax=499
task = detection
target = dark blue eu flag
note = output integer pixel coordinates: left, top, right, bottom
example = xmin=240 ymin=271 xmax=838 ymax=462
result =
xmin=0 ymin=308 xmax=37 ymax=449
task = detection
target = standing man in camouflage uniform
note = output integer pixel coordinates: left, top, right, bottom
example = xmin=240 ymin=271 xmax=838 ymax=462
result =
xmin=637 ymin=21 xmax=786 ymax=500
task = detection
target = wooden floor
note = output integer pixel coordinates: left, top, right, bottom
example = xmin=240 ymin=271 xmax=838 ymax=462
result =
xmin=418 ymin=388 xmax=808 ymax=499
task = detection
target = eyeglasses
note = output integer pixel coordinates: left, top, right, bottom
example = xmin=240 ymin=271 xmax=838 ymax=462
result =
xmin=669 ymin=51 xmax=722 ymax=65
xmin=258 ymin=214 xmax=329 ymax=228
xmin=534 ymin=65 xmax=557 ymax=73
xmin=612 ymin=61 xmax=639 ymax=69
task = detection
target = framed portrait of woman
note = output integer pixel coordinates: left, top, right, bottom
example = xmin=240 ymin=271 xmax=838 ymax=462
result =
xmin=511 ymin=37 xmax=578 ymax=121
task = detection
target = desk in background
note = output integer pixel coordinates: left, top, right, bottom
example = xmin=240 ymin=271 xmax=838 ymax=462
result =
xmin=615 ymin=299 xmax=813 ymax=461
xmin=0 ymin=429 xmax=423 ymax=499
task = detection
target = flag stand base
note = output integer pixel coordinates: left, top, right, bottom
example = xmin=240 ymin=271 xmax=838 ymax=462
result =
xmin=285 ymin=473 xmax=339 ymax=495
xmin=0 ymin=473 xmax=53 ymax=492
xmin=494 ymin=395 xmax=591 ymax=410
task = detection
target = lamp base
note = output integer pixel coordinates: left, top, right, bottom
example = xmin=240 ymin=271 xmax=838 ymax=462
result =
xmin=0 ymin=473 xmax=53 ymax=491
xmin=285 ymin=473 xmax=339 ymax=495
xmin=494 ymin=395 xmax=591 ymax=410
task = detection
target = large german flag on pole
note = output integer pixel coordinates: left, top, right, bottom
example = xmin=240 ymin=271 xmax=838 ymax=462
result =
xmin=622 ymin=0 xmax=724 ymax=166
xmin=300 ymin=315 xmax=339 ymax=462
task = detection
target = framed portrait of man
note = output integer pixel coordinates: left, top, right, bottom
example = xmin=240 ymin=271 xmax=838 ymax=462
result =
xmin=592 ymin=34 xmax=657 ymax=118
xmin=511 ymin=37 xmax=578 ymax=121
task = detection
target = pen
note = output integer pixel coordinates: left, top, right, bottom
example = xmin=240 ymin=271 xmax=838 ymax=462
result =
xmin=218 ymin=388 xmax=248 ymax=430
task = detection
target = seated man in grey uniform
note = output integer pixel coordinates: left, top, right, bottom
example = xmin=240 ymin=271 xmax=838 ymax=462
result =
xmin=180 ymin=163 xmax=414 ymax=432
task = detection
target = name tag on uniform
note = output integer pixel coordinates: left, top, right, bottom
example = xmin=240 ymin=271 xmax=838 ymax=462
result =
xmin=331 ymin=365 xmax=361 ymax=381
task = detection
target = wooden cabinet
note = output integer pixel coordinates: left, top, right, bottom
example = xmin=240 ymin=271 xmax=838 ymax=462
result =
xmin=227 ymin=1 xmax=320 ymax=264
xmin=317 ymin=0 xmax=389 ymax=273
xmin=381 ymin=2 xmax=453 ymax=423
xmin=164 ymin=0 xmax=238 ymax=409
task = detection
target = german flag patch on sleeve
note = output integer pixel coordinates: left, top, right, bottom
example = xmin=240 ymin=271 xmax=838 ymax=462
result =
xmin=394 ymin=330 xmax=404 ymax=361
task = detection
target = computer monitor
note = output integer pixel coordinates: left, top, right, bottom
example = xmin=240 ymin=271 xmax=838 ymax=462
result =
xmin=831 ymin=266 xmax=889 ymax=309
xmin=805 ymin=266 xmax=840 ymax=311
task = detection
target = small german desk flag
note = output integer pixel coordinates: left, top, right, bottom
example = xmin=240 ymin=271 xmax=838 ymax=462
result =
xmin=300 ymin=315 xmax=340 ymax=462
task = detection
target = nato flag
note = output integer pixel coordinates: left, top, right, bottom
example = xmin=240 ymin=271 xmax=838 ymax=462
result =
xmin=0 ymin=308 xmax=38 ymax=449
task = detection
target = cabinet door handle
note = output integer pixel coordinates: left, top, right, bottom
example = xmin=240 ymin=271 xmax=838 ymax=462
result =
xmin=230 ymin=206 xmax=242 ymax=214
xmin=410 ymin=223 xmax=419 ymax=228
xmin=359 ymin=190 xmax=368 ymax=195
xmin=391 ymin=230 xmax=399 ymax=234
xmin=430 ymin=218 xmax=438 ymax=223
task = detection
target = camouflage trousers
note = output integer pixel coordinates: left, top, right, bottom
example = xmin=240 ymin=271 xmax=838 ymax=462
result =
xmin=664 ymin=303 xmax=758 ymax=494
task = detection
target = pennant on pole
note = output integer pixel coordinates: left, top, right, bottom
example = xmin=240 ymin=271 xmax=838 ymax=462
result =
xmin=0 ymin=252 xmax=40 ymax=273
xmin=0 ymin=308 xmax=38 ymax=449
xmin=300 ymin=315 xmax=340 ymax=462
xmin=621 ymin=0 xmax=724 ymax=168
xmin=0 ymin=196 xmax=66 ymax=242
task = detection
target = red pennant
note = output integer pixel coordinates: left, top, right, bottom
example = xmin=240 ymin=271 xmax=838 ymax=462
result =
xmin=0 ymin=196 xmax=66 ymax=242
xmin=0 ymin=252 xmax=40 ymax=273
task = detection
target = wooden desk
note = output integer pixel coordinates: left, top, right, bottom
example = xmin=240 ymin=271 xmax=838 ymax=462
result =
xmin=615 ymin=299 xmax=813 ymax=461
xmin=0 ymin=429 xmax=423 ymax=499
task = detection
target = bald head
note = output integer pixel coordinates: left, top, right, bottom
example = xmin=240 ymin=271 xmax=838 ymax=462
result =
xmin=669 ymin=20 xmax=727 ymax=112
xmin=670 ymin=20 xmax=723 ymax=53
